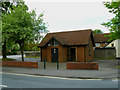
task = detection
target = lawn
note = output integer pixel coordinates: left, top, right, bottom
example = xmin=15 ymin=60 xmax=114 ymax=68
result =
xmin=25 ymin=56 xmax=40 ymax=58
xmin=117 ymin=66 xmax=120 ymax=68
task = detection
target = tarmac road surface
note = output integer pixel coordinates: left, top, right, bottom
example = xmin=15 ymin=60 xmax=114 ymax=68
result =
xmin=1 ymin=73 xmax=119 ymax=88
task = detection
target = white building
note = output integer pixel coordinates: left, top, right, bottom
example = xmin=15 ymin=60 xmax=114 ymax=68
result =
xmin=106 ymin=39 xmax=120 ymax=59
xmin=106 ymin=40 xmax=115 ymax=47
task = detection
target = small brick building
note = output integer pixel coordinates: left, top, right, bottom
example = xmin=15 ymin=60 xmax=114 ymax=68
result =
xmin=38 ymin=29 xmax=95 ymax=62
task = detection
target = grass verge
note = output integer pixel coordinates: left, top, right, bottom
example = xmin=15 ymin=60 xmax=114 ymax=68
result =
xmin=117 ymin=66 xmax=120 ymax=68
xmin=25 ymin=56 xmax=40 ymax=58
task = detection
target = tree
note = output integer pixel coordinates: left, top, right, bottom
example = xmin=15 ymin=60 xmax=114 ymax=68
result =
xmin=102 ymin=1 xmax=120 ymax=41
xmin=1 ymin=1 xmax=24 ymax=58
xmin=93 ymin=29 xmax=103 ymax=34
xmin=2 ymin=3 xmax=47 ymax=61
xmin=1 ymin=1 xmax=14 ymax=58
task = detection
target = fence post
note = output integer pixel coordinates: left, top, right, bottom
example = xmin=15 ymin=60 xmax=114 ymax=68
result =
xmin=44 ymin=58 xmax=46 ymax=69
xmin=57 ymin=59 xmax=59 ymax=70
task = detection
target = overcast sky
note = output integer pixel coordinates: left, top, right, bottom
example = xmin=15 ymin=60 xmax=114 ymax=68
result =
xmin=25 ymin=0 xmax=114 ymax=33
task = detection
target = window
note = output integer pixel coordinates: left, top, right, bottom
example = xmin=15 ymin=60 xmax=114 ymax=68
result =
xmin=51 ymin=40 xmax=54 ymax=46
xmin=111 ymin=43 xmax=114 ymax=47
xmin=105 ymin=43 xmax=108 ymax=45
xmin=95 ymin=43 xmax=100 ymax=47
xmin=54 ymin=49 xmax=56 ymax=53
xmin=54 ymin=40 xmax=58 ymax=47
xmin=48 ymin=39 xmax=59 ymax=47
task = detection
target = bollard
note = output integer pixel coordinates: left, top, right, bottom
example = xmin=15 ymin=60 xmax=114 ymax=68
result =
xmin=57 ymin=59 xmax=59 ymax=70
xmin=44 ymin=59 xmax=46 ymax=69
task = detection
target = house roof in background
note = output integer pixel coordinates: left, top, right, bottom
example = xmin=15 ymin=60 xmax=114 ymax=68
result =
xmin=94 ymin=33 xmax=110 ymax=43
xmin=38 ymin=29 xmax=94 ymax=47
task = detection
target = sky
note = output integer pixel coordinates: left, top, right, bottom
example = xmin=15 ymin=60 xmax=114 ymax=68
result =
xmin=25 ymin=0 xmax=114 ymax=33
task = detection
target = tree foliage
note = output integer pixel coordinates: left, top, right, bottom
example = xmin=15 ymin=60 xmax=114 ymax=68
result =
xmin=1 ymin=1 xmax=16 ymax=58
xmin=102 ymin=1 xmax=120 ymax=41
xmin=93 ymin=29 xmax=103 ymax=34
xmin=1 ymin=1 xmax=25 ymax=58
xmin=4 ymin=4 xmax=47 ymax=43
xmin=24 ymin=43 xmax=40 ymax=51
xmin=2 ymin=3 xmax=48 ymax=61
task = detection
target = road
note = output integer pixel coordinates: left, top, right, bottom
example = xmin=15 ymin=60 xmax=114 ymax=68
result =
xmin=1 ymin=73 xmax=119 ymax=88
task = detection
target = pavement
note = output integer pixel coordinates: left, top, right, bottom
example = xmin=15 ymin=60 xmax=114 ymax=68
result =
xmin=2 ymin=60 xmax=119 ymax=80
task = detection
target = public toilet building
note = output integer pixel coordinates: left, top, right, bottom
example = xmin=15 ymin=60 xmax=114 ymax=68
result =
xmin=38 ymin=29 xmax=95 ymax=62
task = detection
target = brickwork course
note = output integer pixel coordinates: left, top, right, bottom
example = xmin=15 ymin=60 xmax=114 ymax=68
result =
xmin=2 ymin=61 xmax=38 ymax=68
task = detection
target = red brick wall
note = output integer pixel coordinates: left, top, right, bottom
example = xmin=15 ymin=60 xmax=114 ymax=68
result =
xmin=66 ymin=62 xmax=98 ymax=70
xmin=2 ymin=61 xmax=38 ymax=68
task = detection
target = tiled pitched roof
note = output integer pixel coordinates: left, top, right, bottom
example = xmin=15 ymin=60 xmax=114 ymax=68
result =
xmin=38 ymin=29 xmax=94 ymax=47
xmin=94 ymin=33 xmax=110 ymax=43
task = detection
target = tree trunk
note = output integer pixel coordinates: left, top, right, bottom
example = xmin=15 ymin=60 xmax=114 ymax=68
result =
xmin=2 ymin=39 xmax=7 ymax=58
xmin=19 ymin=43 xmax=24 ymax=61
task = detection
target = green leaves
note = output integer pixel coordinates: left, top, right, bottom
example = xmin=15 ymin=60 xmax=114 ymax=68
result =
xmin=93 ymin=29 xmax=103 ymax=34
xmin=2 ymin=2 xmax=48 ymax=49
xmin=103 ymin=1 xmax=119 ymax=14
xmin=102 ymin=1 xmax=120 ymax=41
